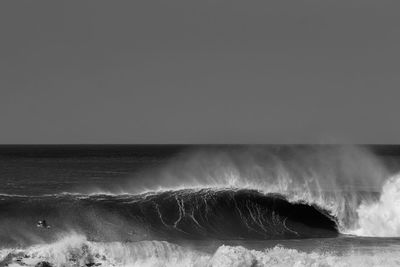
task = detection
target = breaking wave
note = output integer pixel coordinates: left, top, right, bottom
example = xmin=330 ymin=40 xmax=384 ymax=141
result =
xmin=115 ymin=145 xmax=400 ymax=237
xmin=2 ymin=145 xmax=400 ymax=246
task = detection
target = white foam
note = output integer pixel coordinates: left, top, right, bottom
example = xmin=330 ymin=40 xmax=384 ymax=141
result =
xmin=2 ymin=235 xmax=400 ymax=267
xmin=349 ymin=174 xmax=400 ymax=237
xmin=209 ymin=245 xmax=400 ymax=267
xmin=0 ymin=234 xmax=209 ymax=267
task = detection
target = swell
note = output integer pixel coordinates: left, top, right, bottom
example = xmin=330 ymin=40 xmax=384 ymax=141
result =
xmin=0 ymin=189 xmax=338 ymax=247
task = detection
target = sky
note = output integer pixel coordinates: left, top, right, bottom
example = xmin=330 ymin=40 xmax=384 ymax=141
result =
xmin=0 ymin=0 xmax=400 ymax=144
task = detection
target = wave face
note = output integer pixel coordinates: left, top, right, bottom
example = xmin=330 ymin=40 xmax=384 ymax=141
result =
xmin=2 ymin=234 xmax=400 ymax=267
xmin=0 ymin=189 xmax=337 ymax=247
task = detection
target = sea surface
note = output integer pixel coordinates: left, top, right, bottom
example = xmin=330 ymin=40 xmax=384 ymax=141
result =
xmin=1 ymin=145 xmax=400 ymax=266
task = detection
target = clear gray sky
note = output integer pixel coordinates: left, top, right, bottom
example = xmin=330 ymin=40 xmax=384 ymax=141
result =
xmin=1 ymin=1 xmax=399 ymax=144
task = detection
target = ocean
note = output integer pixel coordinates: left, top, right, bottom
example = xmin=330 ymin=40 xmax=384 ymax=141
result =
xmin=1 ymin=145 xmax=400 ymax=266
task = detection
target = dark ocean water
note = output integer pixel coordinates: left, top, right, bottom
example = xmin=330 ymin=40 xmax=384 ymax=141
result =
xmin=1 ymin=145 xmax=400 ymax=266
xmin=0 ymin=145 xmax=185 ymax=196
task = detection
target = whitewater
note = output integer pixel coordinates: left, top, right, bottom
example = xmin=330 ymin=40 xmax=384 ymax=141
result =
xmin=2 ymin=234 xmax=400 ymax=267
xmin=1 ymin=145 xmax=400 ymax=266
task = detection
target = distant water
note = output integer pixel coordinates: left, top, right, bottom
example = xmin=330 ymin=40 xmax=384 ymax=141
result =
xmin=1 ymin=145 xmax=400 ymax=266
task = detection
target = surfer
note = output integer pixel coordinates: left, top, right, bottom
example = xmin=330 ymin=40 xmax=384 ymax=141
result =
xmin=36 ymin=219 xmax=51 ymax=229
